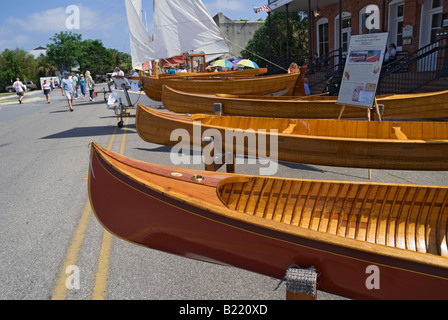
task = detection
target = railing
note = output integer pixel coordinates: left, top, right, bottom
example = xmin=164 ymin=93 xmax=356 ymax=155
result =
xmin=377 ymin=37 xmax=448 ymax=94
xmin=264 ymin=37 xmax=447 ymax=95
xmin=306 ymin=50 xmax=346 ymax=88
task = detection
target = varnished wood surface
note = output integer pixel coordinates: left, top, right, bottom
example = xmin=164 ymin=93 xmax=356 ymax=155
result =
xmin=136 ymin=105 xmax=448 ymax=170
xmin=161 ymin=86 xmax=448 ymax=120
xmin=218 ymin=176 xmax=448 ymax=256
xmin=88 ymin=141 xmax=448 ymax=299
xmin=141 ymin=73 xmax=301 ymax=101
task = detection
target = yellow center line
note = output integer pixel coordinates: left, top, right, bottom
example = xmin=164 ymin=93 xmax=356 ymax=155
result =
xmin=51 ymin=121 xmax=120 ymax=300
xmin=92 ymin=116 xmax=129 ymax=300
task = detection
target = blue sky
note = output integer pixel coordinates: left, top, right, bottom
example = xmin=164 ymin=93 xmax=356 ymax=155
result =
xmin=0 ymin=0 xmax=270 ymax=54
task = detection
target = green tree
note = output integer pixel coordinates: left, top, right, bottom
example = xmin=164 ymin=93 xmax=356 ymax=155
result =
xmin=107 ymin=48 xmax=132 ymax=73
xmin=0 ymin=48 xmax=38 ymax=91
xmin=46 ymin=31 xmax=83 ymax=72
xmin=36 ymin=54 xmax=56 ymax=77
xmin=78 ymin=39 xmax=113 ymax=77
xmin=241 ymin=12 xmax=309 ymax=69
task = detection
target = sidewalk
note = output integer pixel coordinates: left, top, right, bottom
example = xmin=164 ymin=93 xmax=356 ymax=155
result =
xmin=0 ymin=89 xmax=49 ymax=105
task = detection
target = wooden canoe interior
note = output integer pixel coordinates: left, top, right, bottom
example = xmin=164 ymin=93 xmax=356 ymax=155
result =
xmin=192 ymin=115 xmax=448 ymax=140
xmin=218 ymin=177 xmax=448 ymax=257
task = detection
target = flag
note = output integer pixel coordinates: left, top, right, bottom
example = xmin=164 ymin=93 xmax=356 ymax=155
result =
xmin=252 ymin=5 xmax=272 ymax=14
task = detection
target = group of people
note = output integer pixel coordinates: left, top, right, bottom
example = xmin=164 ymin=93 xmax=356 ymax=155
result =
xmin=60 ymin=70 xmax=96 ymax=112
xmin=36 ymin=70 xmax=96 ymax=111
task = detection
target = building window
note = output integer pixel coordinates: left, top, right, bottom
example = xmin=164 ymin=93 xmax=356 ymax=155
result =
xmin=317 ymin=18 xmax=329 ymax=56
xmin=432 ymin=0 xmax=442 ymax=9
xmin=430 ymin=12 xmax=442 ymax=42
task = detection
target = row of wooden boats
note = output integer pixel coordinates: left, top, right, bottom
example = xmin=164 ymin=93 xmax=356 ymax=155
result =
xmin=91 ymin=43 xmax=448 ymax=300
xmin=89 ymin=0 xmax=442 ymax=300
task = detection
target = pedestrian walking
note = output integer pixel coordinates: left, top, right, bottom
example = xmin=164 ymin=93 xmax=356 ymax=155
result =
xmin=71 ymin=72 xmax=79 ymax=99
xmin=13 ymin=78 xmax=26 ymax=104
xmin=42 ymin=80 xmax=51 ymax=103
xmin=79 ymin=74 xmax=86 ymax=99
xmin=85 ymin=70 xmax=95 ymax=101
xmin=61 ymin=71 xmax=75 ymax=112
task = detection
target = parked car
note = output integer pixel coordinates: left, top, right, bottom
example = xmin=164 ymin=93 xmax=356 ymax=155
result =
xmin=5 ymin=81 xmax=38 ymax=93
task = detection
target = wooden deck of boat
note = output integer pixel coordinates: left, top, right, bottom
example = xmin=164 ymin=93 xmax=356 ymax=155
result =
xmin=219 ymin=177 xmax=448 ymax=257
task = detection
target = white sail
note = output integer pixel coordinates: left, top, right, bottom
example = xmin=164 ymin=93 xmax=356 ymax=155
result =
xmin=131 ymin=0 xmax=143 ymax=19
xmin=125 ymin=0 xmax=154 ymax=69
xmin=153 ymin=0 xmax=229 ymax=60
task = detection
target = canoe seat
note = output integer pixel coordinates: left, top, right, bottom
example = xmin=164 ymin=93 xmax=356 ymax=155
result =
xmin=218 ymin=177 xmax=448 ymax=257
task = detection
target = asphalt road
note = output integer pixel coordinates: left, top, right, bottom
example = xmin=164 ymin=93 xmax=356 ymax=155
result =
xmin=1 ymin=85 xmax=447 ymax=303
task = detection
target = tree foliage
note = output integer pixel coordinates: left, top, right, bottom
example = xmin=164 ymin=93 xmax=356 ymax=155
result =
xmin=46 ymin=31 xmax=131 ymax=77
xmin=46 ymin=31 xmax=83 ymax=73
xmin=0 ymin=31 xmax=132 ymax=91
xmin=0 ymin=49 xmax=38 ymax=91
xmin=241 ymin=12 xmax=309 ymax=68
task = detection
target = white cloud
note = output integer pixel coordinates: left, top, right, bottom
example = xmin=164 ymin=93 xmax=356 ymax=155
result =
xmin=5 ymin=5 xmax=121 ymax=34
xmin=0 ymin=4 xmax=126 ymax=51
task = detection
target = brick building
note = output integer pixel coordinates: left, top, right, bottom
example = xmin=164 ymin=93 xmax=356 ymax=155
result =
xmin=269 ymin=0 xmax=448 ymax=93
xmin=270 ymin=0 xmax=446 ymax=58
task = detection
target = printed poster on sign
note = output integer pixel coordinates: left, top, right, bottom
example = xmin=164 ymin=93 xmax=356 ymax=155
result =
xmin=337 ymin=32 xmax=389 ymax=108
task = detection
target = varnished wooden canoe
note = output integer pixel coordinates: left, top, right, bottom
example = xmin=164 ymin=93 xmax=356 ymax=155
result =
xmin=159 ymin=67 xmax=268 ymax=78
xmin=161 ymin=85 xmax=448 ymax=120
xmin=141 ymin=72 xmax=302 ymax=102
xmin=136 ymin=105 xmax=448 ymax=171
xmin=88 ymin=141 xmax=448 ymax=299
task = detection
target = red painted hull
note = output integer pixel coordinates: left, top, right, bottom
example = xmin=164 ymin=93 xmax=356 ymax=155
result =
xmin=88 ymin=143 xmax=448 ymax=300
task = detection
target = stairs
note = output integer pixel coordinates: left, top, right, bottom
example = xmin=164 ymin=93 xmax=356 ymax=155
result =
xmin=416 ymin=77 xmax=448 ymax=93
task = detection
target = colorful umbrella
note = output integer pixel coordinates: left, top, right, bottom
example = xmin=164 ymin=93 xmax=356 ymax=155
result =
xmin=213 ymin=60 xmax=235 ymax=68
xmin=237 ymin=59 xmax=259 ymax=69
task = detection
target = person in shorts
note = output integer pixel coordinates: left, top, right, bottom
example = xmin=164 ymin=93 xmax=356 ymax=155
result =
xmin=13 ymin=78 xmax=26 ymax=104
xmin=61 ymin=72 xmax=76 ymax=112
xmin=42 ymin=80 xmax=51 ymax=103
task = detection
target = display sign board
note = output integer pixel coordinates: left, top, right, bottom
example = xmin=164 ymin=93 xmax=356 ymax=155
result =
xmin=337 ymin=32 xmax=389 ymax=108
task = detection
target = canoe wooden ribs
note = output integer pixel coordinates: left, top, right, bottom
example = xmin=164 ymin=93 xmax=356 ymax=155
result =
xmin=88 ymin=141 xmax=448 ymax=300
xmin=219 ymin=177 xmax=448 ymax=256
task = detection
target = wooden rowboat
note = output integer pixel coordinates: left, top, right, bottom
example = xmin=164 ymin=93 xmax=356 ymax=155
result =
xmin=161 ymin=85 xmax=448 ymax=120
xmin=141 ymin=72 xmax=302 ymax=102
xmin=88 ymin=141 xmax=448 ymax=299
xmin=136 ymin=105 xmax=448 ymax=171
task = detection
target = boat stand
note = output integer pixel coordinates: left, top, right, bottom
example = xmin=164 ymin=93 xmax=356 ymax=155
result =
xmin=338 ymin=100 xmax=385 ymax=180
xmin=282 ymin=265 xmax=318 ymax=300
xmin=114 ymin=83 xmax=133 ymax=128
xmin=201 ymin=103 xmax=236 ymax=173
xmin=202 ymin=136 xmax=236 ymax=173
